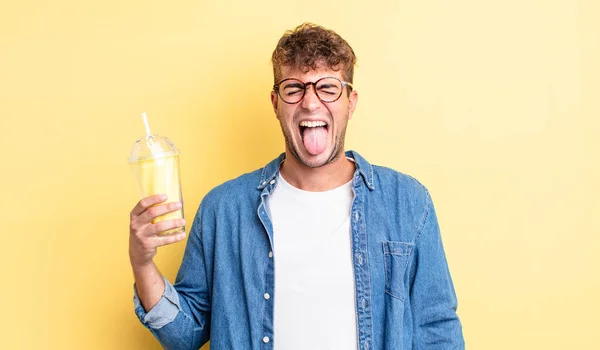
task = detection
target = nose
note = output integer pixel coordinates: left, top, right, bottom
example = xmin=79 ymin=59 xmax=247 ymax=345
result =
xmin=301 ymin=83 xmax=321 ymax=110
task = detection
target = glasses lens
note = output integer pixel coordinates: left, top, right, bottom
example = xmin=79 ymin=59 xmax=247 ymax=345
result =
xmin=315 ymin=78 xmax=343 ymax=102
xmin=279 ymin=79 xmax=305 ymax=103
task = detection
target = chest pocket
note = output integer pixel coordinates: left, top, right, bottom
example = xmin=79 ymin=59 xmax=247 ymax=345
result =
xmin=383 ymin=241 xmax=413 ymax=301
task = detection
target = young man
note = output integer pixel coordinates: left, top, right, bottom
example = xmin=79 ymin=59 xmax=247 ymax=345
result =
xmin=129 ymin=23 xmax=464 ymax=349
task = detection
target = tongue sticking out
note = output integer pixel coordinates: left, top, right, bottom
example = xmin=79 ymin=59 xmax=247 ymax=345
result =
xmin=302 ymin=126 xmax=328 ymax=155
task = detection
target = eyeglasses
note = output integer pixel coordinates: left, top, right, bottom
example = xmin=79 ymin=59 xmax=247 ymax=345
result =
xmin=273 ymin=76 xmax=354 ymax=104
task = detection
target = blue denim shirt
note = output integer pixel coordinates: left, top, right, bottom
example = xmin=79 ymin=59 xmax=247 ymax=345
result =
xmin=134 ymin=150 xmax=464 ymax=349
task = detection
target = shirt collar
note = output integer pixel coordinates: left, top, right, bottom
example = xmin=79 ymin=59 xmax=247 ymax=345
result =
xmin=257 ymin=150 xmax=375 ymax=191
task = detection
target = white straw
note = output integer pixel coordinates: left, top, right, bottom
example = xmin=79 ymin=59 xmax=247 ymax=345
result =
xmin=142 ymin=112 xmax=152 ymax=138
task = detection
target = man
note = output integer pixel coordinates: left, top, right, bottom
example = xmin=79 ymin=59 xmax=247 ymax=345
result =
xmin=129 ymin=23 xmax=464 ymax=349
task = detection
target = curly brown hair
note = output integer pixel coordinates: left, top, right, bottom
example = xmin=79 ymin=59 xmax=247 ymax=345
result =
xmin=271 ymin=23 xmax=357 ymax=84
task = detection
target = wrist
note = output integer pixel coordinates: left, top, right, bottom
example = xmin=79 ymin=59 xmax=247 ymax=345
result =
xmin=130 ymin=259 xmax=155 ymax=273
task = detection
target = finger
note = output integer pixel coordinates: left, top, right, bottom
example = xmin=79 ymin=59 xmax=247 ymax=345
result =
xmin=149 ymin=218 xmax=187 ymax=236
xmin=130 ymin=194 xmax=167 ymax=218
xmin=139 ymin=201 xmax=182 ymax=224
xmin=152 ymin=230 xmax=187 ymax=247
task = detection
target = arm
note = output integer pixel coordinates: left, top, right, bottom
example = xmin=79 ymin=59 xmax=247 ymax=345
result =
xmin=410 ymin=192 xmax=465 ymax=349
xmin=132 ymin=261 xmax=165 ymax=312
xmin=130 ymin=195 xmax=211 ymax=349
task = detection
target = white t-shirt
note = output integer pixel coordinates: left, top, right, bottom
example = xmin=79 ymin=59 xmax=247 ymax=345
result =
xmin=266 ymin=173 xmax=358 ymax=350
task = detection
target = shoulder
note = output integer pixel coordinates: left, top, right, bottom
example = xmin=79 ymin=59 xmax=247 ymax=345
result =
xmin=349 ymin=150 xmax=430 ymax=205
xmin=371 ymin=164 xmax=431 ymax=202
xmin=369 ymin=164 xmax=435 ymax=240
xmin=369 ymin=163 xmax=434 ymax=233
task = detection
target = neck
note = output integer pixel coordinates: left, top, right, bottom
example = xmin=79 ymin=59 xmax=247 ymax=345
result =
xmin=279 ymin=150 xmax=355 ymax=192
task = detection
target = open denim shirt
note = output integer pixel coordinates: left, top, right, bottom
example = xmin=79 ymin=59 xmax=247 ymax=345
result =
xmin=134 ymin=150 xmax=464 ymax=349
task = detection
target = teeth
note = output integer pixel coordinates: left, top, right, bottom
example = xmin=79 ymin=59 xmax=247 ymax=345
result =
xmin=299 ymin=121 xmax=327 ymax=128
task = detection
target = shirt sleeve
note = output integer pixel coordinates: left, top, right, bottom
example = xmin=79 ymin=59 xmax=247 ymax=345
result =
xmin=410 ymin=190 xmax=465 ymax=349
xmin=133 ymin=276 xmax=181 ymax=329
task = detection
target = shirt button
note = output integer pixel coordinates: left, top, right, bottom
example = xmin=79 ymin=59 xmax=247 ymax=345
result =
xmin=268 ymin=251 xmax=273 ymax=258
xmin=264 ymin=293 xmax=270 ymax=300
xmin=270 ymin=179 xmax=275 ymax=185
xmin=262 ymin=181 xmax=267 ymax=186
xmin=355 ymin=212 xmax=359 ymax=221
xmin=357 ymin=254 xmax=363 ymax=265
xmin=362 ymin=299 xmax=367 ymax=308
xmin=263 ymin=336 xmax=270 ymax=343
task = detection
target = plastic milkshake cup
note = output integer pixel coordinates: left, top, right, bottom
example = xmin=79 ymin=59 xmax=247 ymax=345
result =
xmin=128 ymin=113 xmax=184 ymax=235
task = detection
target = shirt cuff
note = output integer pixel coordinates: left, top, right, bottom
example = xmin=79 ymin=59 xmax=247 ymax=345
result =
xmin=133 ymin=276 xmax=181 ymax=329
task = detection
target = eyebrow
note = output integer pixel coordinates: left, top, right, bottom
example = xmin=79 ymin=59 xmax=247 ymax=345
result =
xmin=282 ymin=82 xmax=305 ymax=89
xmin=317 ymin=83 xmax=337 ymax=88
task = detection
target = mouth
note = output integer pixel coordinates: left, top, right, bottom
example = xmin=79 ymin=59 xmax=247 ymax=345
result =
xmin=299 ymin=120 xmax=329 ymax=132
xmin=298 ymin=120 xmax=330 ymax=155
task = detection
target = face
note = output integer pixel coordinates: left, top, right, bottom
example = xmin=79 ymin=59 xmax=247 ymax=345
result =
xmin=270 ymin=65 xmax=358 ymax=168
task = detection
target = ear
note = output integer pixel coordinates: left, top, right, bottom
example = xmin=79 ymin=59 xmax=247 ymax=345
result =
xmin=347 ymin=90 xmax=358 ymax=120
xmin=270 ymin=90 xmax=279 ymax=118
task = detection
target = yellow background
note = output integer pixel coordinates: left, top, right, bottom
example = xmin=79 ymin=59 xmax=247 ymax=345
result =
xmin=1 ymin=0 xmax=598 ymax=349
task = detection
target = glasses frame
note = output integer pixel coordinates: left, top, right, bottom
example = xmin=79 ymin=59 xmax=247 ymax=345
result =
xmin=273 ymin=76 xmax=354 ymax=104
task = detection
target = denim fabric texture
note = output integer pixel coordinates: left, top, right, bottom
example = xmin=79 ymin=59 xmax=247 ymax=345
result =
xmin=133 ymin=150 xmax=464 ymax=349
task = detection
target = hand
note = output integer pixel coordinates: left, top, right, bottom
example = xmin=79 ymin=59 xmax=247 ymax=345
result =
xmin=129 ymin=194 xmax=186 ymax=268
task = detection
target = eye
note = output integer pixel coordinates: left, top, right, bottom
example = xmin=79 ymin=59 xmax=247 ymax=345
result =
xmin=285 ymin=89 xmax=303 ymax=96
xmin=317 ymin=83 xmax=340 ymax=95
xmin=283 ymin=83 xmax=304 ymax=96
